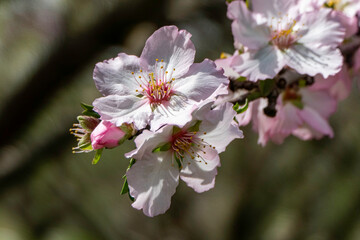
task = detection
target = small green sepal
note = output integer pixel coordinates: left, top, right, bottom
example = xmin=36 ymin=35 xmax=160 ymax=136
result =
xmin=188 ymin=121 xmax=202 ymax=133
xmin=259 ymin=79 xmax=275 ymax=97
xmin=80 ymin=103 xmax=101 ymax=118
xmin=291 ymin=99 xmax=304 ymax=109
xmin=120 ymin=158 xmax=136 ymax=201
xmin=152 ymin=142 xmax=172 ymax=153
xmin=233 ymin=98 xmax=249 ymax=114
xmin=172 ymin=126 xmax=182 ymax=135
xmin=92 ymin=148 xmax=103 ymax=165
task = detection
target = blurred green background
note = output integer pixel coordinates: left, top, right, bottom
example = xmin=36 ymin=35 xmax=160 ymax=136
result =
xmin=0 ymin=0 xmax=360 ymax=239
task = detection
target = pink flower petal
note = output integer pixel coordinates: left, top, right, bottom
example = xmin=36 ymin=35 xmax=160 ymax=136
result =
xmin=300 ymin=88 xmax=337 ymax=118
xmin=298 ymin=107 xmax=334 ymax=138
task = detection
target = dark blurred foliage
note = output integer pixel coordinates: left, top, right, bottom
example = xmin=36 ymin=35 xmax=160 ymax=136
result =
xmin=0 ymin=0 xmax=359 ymax=239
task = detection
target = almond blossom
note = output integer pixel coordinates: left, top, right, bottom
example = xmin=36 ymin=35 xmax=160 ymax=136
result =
xmin=227 ymin=0 xmax=345 ymax=81
xmin=124 ymin=101 xmax=243 ymax=217
xmin=251 ymin=87 xmax=337 ymax=146
xmin=321 ymin=0 xmax=360 ymax=37
xmin=92 ymin=26 xmax=228 ymax=131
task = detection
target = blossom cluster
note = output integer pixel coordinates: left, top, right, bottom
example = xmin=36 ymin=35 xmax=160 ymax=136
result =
xmin=70 ymin=0 xmax=360 ymax=217
xmin=216 ymin=0 xmax=360 ymax=145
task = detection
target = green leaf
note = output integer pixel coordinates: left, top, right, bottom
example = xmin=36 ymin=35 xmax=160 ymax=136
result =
xmin=246 ymin=0 xmax=251 ymax=9
xmin=80 ymin=103 xmax=101 ymax=118
xmin=259 ymin=79 xmax=275 ymax=97
xmin=121 ymin=158 xmax=136 ymax=201
xmin=298 ymin=79 xmax=307 ymax=88
xmin=120 ymin=178 xmax=134 ymax=201
xmin=80 ymin=103 xmax=94 ymax=111
xmin=233 ymin=99 xmax=249 ymax=114
xmin=291 ymin=99 xmax=304 ymax=109
xmin=120 ymin=178 xmax=129 ymax=195
xmin=247 ymin=91 xmax=262 ymax=101
xmin=82 ymin=110 xmax=101 ymax=119
xmin=127 ymin=158 xmax=136 ymax=170
xmin=152 ymin=142 xmax=172 ymax=153
xmin=236 ymin=76 xmax=247 ymax=82
xmin=92 ymin=148 xmax=103 ymax=165
xmin=188 ymin=121 xmax=202 ymax=133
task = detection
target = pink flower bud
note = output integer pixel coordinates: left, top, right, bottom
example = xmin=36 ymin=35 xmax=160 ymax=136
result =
xmin=91 ymin=121 xmax=126 ymax=150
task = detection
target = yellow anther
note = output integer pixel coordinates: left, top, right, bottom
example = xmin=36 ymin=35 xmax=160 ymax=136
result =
xmin=131 ymin=72 xmax=134 ymax=74
xmin=161 ymin=59 xmax=164 ymax=62
xmin=156 ymin=58 xmax=159 ymax=61
xmin=140 ymin=69 xmax=143 ymax=72
xmin=161 ymin=66 xmax=164 ymax=69
xmin=220 ymin=52 xmax=227 ymax=59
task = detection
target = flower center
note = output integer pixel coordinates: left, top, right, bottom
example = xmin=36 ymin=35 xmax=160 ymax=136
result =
xmin=325 ymin=0 xmax=342 ymax=9
xmin=132 ymin=59 xmax=176 ymax=108
xmin=171 ymin=130 xmax=215 ymax=167
xmin=270 ymin=15 xmax=300 ymax=49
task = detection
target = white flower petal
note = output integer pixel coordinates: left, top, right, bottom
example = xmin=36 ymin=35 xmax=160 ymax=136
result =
xmin=180 ymin=152 xmax=220 ymax=193
xmin=93 ymin=53 xmax=141 ymax=96
xmin=93 ymin=95 xmax=151 ymax=129
xmin=140 ymin=26 xmax=195 ymax=79
xmin=125 ymin=126 xmax=173 ymax=159
xmin=196 ymin=102 xmax=243 ymax=153
xmin=234 ymin=45 xmax=285 ymax=81
xmin=283 ymin=44 xmax=343 ymax=78
xmin=298 ymin=8 xmax=345 ymax=47
xmin=172 ymin=59 xmax=228 ymax=102
xmin=127 ymin=151 xmax=179 ymax=217
xmin=150 ymin=97 xmax=194 ymax=131
xmin=227 ymin=1 xmax=270 ymax=49
xmin=252 ymin=0 xmax=299 ymax=17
